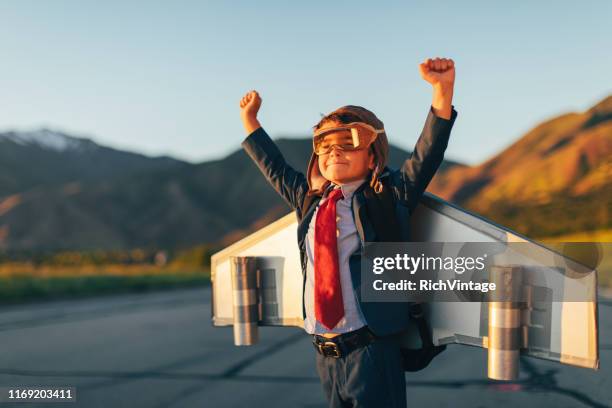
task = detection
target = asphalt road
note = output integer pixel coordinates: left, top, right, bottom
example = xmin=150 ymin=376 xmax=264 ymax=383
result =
xmin=0 ymin=287 xmax=610 ymax=408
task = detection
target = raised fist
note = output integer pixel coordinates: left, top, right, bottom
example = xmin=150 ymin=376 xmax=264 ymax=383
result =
xmin=239 ymin=90 xmax=262 ymax=121
xmin=419 ymin=58 xmax=455 ymax=88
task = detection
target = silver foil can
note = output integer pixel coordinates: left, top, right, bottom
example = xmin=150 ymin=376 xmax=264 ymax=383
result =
xmin=231 ymin=256 xmax=260 ymax=346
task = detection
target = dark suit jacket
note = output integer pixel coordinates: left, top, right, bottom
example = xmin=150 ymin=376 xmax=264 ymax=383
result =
xmin=241 ymin=105 xmax=457 ymax=336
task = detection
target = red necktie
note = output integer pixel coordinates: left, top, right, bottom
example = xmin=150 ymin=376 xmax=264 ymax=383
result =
xmin=314 ymin=188 xmax=345 ymax=330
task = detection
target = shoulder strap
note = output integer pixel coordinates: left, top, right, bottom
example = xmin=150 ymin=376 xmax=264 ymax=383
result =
xmin=409 ymin=303 xmax=434 ymax=347
xmin=401 ymin=302 xmax=447 ymax=372
xmin=362 ymin=181 xmax=402 ymax=242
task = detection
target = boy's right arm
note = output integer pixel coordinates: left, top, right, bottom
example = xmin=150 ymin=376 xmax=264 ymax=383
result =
xmin=239 ymin=90 xmax=308 ymax=211
xmin=393 ymin=58 xmax=457 ymax=213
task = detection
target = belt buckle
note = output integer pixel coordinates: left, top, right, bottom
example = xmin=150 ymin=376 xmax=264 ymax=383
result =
xmin=313 ymin=338 xmax=342 ymax=358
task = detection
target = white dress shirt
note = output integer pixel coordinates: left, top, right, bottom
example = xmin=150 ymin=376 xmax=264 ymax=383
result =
xmin=303 ymin=178 xmax=368 ymax=335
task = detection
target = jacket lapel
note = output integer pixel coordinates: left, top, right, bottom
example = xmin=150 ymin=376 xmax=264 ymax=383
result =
xmin=352 ymin=169 xmax=392 ymax=245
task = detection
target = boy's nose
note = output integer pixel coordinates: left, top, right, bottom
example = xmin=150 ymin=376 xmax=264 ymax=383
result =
xmin=329 ymin=145 xmax=342 ymax=156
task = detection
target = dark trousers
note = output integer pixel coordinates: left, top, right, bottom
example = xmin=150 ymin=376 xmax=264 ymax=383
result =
xmin=315 ymin=334 xmax=407 ymax=408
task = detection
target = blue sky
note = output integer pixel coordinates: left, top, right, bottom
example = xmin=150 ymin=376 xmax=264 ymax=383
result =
xmin=0 ymin=1 xmax=610 ymax=165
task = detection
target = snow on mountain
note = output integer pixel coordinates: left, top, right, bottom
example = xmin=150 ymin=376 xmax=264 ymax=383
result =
xmin=0 ymin=128 xmax=96 ymax=152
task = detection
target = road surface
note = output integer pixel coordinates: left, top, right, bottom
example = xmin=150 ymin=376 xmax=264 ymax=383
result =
xmin=0 ymin=287 xmax=610 ymax=407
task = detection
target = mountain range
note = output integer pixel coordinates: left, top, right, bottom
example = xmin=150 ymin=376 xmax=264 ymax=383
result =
xmin=0 ymin=95 xmax=609 ymax=251
xmin=427 ymin=95 xmax=611 ymax=238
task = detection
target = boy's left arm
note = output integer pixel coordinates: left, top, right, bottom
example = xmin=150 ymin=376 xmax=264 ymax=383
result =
xmin=394 ymin=57 xmax=458 ymax=212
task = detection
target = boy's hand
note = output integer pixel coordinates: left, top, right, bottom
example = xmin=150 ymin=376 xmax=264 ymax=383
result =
xmin=240 ymin=90 xmax=262 ymax=119
xmin=239 ymin=90 xmax=262 ymax=135
xmin=419 ymin=57 xmax=455 ymax=88
xmin=419 ymin=58 xmax=455 ymax=120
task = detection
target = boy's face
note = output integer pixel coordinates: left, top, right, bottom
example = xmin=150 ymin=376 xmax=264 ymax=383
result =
xmin=316 ymin=120 xmax=375 ymax=185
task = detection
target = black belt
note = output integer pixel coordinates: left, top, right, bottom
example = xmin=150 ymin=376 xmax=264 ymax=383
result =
xmin=312 ymin=326 xmax=376 ymax=358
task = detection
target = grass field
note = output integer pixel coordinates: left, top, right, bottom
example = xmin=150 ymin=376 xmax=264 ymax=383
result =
xmin=0 ymin=264 xmax=210 ymax=304
xmin=0 ymin=230 xmax=610 ymax=305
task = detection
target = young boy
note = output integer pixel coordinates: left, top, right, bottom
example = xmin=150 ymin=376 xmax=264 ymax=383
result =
xmin=239 ymin=57 xmax=457 ymax=408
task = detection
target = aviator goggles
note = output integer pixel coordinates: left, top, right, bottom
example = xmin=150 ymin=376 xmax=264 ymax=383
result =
xmin=312 ymin=122 xmax=385 ymax=156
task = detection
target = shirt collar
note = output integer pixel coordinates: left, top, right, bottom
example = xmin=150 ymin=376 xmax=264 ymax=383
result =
xmin=328 ymin=178 xmax=367 ymax=200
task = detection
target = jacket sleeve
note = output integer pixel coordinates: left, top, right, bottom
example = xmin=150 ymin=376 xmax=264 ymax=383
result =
xmin=241 ymin=127 xmax=309 ymax=211
xmin=392 ymin=105 xmax=458 ymax=212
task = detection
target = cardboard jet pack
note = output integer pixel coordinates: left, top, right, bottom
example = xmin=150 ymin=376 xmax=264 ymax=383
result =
xmin=211 ymin=192 xmax=600 ymax=380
